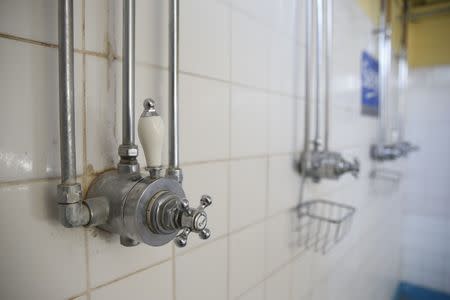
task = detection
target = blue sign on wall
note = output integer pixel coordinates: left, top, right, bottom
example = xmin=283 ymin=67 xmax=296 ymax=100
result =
xmin=361 ymin=51 xmax=379 ymax=116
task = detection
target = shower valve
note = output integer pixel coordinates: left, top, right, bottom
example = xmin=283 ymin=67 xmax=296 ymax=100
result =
xmin=303 ymin=151 xmax=360 ymax=182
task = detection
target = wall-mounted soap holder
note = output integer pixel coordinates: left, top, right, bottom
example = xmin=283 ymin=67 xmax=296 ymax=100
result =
xmin=295 ymin=199 xmax=355 ymax=254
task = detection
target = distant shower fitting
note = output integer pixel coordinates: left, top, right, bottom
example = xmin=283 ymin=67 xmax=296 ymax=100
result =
xmin=370 ymin=0 xmax=418 ymax=161
xmin=57 ymin=0 xmax=212 ymax=248
xmin=299 ymin=0 xmax=360 ymax=182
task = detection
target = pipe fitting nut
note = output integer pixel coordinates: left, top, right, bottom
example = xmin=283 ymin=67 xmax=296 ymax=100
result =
xmin=118 ymin=144 xmax=139 ymax=158
xmin=165 ymin=167 xmax=183 ymax=183
xmin=57 ymin=183 xmax=82 ymax=204
xmin=58 ymin=201 xmax=90 ymax=228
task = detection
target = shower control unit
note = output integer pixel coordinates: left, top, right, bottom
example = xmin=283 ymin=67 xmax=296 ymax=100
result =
xmin=86 ymin=100 xmax=212 ymax=247
xmin=56 ymin=0 xmax=211 ymax=248
xmin=300 ymin=150 xmax=360 ymax=183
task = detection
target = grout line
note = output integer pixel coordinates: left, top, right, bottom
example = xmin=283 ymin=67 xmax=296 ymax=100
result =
xmin=172 ymin=244 xmax=176 ymax=300
xmin=90 ymin=257 xmax=172 ymax=291
xmin=111 ymin=54 xmax=306 ymax=101
xmin=227 ymin=3 xmax=233 ymax=298
xmin=80 ymin=2 xmax=92 ymax=299
xmin=235 ymin=248 xmax=308 ymax=300
xmin=0 ymin=32 xmax=107 ymax=58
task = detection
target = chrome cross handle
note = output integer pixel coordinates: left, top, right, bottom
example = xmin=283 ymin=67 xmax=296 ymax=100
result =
xmin=174 ymin=195 xmax=212 ymax=247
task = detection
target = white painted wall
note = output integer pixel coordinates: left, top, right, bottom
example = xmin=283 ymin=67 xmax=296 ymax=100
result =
xmin=0 ymin=0 xmax=403 ymax=299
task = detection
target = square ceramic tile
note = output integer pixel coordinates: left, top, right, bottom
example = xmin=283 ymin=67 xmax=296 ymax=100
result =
xmin=268 ymin=34 xmax=296 ymax=95
xmin=295 ymin=99 xmax=306 ymax=153
xmin=0 ymin=181 xmax=86 ymax=300
xmin=85 ymin=0 xmax=108 ymax=54
xmin=236 ymin=283 xmax=264 ymax=300
xmin=230 ymin=86 xmax=268 ymax=157
xmin=176 ymin=161 xmax=229 ymax=253
xmin=229 ymin=222 xmax=265 ymax=299
xmin=229 ymin=158 xmax=267 ymax=231
xmin=111 ymin=0 xmax=169 ymax=67
xmin=265 ymin=263 xmax=291 ymax=300
xmin=86 ymin=56 xmax=118 ymax=172
xmin=176 ymin=238 xmax=228 ymax=300
xmin=179 ymin=74 xmax=230 ymax=163
xmin=231 ymin=11 xmax=269 ymax=89
xmin=87 ymin=228 xmax=171 ymax=287
xmin=0 ymin=39 xmax=83 ymax=182
xmin=268 ymin=95 xmax=295 ymax=154
xmin=265 ymin=212 xmax=296 ymax=274
xmin=180 ymin=0 xmax=231 ymax=80
xmin=272 ymin=0 xmax=299 ymax=39
xmin=91 ymin=260 xmax=172 ymax=300
xmin=0 ymin=0 xmax=82 ymax=48
xmin=267 ymin=155 xmax=300 ymax=216
xmin=292 ymin=253 xmax=313 ymax=299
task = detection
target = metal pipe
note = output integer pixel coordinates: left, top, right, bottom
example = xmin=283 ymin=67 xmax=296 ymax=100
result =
xmin=324 ymin=0 xmax=332 ymax=151
xmin=378 ymin=0 xmax=388 ymax=146
xmin=122 ymin=0 xmax=136 ymax=148
xmin=58 ymin=0 xmax=77 ymax=185
xmin=313 ymin=0 xmax=323 ymax=151
xmin=57 ymin=0 xmax=90 ymax=228
xmin=397 ymin=1 xmax=409 ymax=143
xmin=168 ymin=0 xmax=180 ymax=170
xmin=303 ymin=0 xmax=313 ymax=154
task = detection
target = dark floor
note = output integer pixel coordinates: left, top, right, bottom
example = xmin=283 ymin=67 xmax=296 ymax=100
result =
xmin=395 ymin=282 xmax=450 ymax=300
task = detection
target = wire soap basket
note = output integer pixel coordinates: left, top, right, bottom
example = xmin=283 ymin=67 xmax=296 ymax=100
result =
xmin=295 ymin=199 xmax=356 ymax=254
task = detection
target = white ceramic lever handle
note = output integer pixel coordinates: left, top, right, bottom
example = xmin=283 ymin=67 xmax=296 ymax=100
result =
xmin=138 ymin=99 xmax=164 ymax=169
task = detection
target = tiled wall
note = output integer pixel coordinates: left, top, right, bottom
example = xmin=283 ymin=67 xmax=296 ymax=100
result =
xmin=401 ymin=66 xmax=450 ymax=293
xmin=0 ymin=0 xmax=403 ymax=300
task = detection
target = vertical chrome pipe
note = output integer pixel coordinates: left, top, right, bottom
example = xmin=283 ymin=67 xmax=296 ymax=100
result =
xmin=57 ymin=0 xmax=89 ymax=228
xmin=168 ymin=0 xmax=180 ymax=170
xmin=118 ymin=0 xmax=139 ymax=173
xmin=59 ymin=0 xmax=77 ymax=185
xmin=398 ymin=1 xmax=409 ymax=143
xmin=313 ymin=0 xmax=323 ymax=151
xmin=323 ymin=0 xmax=332 ymax=151
xmin=303 ymin=0 xmax=313 ymax=155
xmin=378 ymin=0 xmax=388 ymax=145
xmin=120 ymin=0 xmax=137 ymax=160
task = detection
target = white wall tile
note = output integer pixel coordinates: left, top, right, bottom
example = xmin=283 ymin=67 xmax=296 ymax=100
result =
xmin=0 ymin=40 xmax=83 ymax=182
xmin=269 ymin=95 xmax=296 ymax=154
xmin=176 ymin=238 xmax=228 ymax=300
xmin=267 ymin=155 xmax=300 ymax=215
xmin=85 ymin=0 xmax=108 ymax=54
xmin=0 ymin=0 xmax=82 ymax=48
xmin=231 ymin=11 xmax=269 ymax=89
xmin=87 ymin=229 xmax=171 ymax=287
xmin=265 ymin=212 xmax=295 ymax=274
xmin=265 ymin=263 xmax=291 ymax=300
xmin=237 ymin=283 xmax=264 ymax=300
xmin=86 ymin=56 xmax=117 ymax=172
xmin=230 ymin=158 xmax=267 ymax=231
xmin=231 ymin=86 xmax=268 ymax=157
xmin=180 ymin=0 xmax=231 ymax=80
xmin=179 ymin=74 xmax=230 ymax=163
xmin=230 ymin=222 xmax=265 ymax=299
xmin=232 ymin=0 xmax=271 ymax=24
xmin=0 ymin=181 xmax=86 ymax=300
xmin=268 ymin=34 xmax=296 ymax=95
xmin=91 ymin=260 xmax=172 ymax=300
xmin=292 ymin=253 xmax=313 ymax=299
xmin=111 ymin=0 xmax=169 ymax=67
